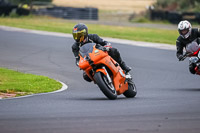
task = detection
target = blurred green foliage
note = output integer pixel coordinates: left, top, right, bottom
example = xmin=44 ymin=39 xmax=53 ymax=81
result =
xmin=154 ymin=0 xmax=200 ymax=12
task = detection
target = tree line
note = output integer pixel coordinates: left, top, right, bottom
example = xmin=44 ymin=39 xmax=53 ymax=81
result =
xmin=154 ymin=0 xmax=200 ymax=12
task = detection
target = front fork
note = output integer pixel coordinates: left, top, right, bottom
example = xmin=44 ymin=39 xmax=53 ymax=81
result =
xmin=102 ymin=66 xmax=112 ymax=84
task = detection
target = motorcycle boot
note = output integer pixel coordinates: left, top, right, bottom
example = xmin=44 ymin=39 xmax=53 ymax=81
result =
xmin=120 ymin=61 xmax=131 ymax=74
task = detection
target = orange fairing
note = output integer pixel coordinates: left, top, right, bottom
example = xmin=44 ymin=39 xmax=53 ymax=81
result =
xmin=96 ymin=69 xmax=107 ymax=76
xmin=79 ymin=45 xmax=107 ymax=70
xmin=98 ymin=56 xmax=128 ymax=94
xmin=78 ymin=45 xmax=128 ymax=95
xmin=114 ymin=69 xmax=128 ymax=95
xmin=79 ymin=56 xmax=91 ymax=70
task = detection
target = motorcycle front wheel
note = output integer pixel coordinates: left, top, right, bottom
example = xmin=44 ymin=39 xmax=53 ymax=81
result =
xmin=94 ymin=72 xmax=117 ymax=100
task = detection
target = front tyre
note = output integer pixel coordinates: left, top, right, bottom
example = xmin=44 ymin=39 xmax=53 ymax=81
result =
xmin=94 ymin=72 xmax=117 ymax=100
xmin=123 ymin=82 xmax=137 ymax=98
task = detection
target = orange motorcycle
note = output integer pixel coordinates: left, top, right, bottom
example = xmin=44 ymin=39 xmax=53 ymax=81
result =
xmin=78 ymin=43 xmax=137 ymax=100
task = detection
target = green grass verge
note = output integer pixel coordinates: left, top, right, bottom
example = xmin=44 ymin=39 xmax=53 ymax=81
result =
xmin=0 ymin=16 xmax=178 ymax=44
xmin=0 ymin=67 xmax=62 ymax=97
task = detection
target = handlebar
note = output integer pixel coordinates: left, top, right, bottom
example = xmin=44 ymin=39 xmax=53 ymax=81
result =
xmin=181 ymin=52 xmax=193 ymax=60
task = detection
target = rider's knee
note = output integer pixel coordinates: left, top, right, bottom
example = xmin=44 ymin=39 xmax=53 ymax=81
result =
xmin=111 ymin=48 xmax=120 ymax=55
xmin=109 ymin=48 xmax=121 ymax=61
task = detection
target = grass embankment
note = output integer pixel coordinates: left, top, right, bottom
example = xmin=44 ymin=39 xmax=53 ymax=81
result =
xmin=0 ymin=67 xmax=62 ymax=98
xmin=0 ymin=16 xmax=178 ymax=44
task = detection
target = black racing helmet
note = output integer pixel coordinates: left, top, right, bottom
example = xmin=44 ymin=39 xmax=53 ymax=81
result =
xmin=72 ymin=23 xmax=88 ymax=43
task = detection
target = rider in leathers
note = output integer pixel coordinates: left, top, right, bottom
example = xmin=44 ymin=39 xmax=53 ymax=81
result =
xmin=72 ymin=23 xmax=131 ymax=82
xmin=176 ymin=20 xmax=200 ymax=74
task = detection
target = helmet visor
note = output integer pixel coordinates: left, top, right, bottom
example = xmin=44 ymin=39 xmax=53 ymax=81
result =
xmin=180 ymin=29 xmax=189 ymax=36
xmin=72 ymin=29 xmax=86 ymax=42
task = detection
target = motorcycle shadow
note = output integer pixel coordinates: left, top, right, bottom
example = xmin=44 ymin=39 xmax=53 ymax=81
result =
xmin=175 ymin=88 xmax=200 ymax=92
xmin=76 ymin=96 xmax=135 ymax=101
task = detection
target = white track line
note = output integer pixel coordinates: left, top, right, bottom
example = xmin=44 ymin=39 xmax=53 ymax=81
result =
xmin=104 ymin=37 xmax=176 ymax=50
xmin=0 ymin=25 xmax=176 ymax=50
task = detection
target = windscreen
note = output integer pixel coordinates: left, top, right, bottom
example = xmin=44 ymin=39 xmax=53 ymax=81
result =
xmin=186 ymin=41 xmax=200 ymax=53
xmin=79 ymin=43 xmax=95 ymax=57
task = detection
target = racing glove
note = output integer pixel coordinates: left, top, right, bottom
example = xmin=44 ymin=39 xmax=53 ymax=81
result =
xmin=101 ymin=46 xmax=110 ymax=51
xmin=104 ymin=43 xmax=112 ymax=51
xmin=96 ymin=45 xmax=108 ymax=52
xmin=96 ymin=43 xmax=112 ymax=52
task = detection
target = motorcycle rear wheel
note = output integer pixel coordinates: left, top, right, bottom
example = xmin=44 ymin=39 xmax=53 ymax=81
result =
xmin=123 ymin=82 xmax=137 ymax=98
xmin=94 ymin=72 xmax=117 ymax=100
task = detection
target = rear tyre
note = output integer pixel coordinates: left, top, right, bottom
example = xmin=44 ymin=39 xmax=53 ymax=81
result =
xmin=123 ymin=82 xmax=137 ymax=98
xmin=94 ymin=72 xmax=117 ymax=100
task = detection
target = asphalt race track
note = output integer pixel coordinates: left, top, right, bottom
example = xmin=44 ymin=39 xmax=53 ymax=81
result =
xmin=0 ymin=28 xmax=200 ymax=133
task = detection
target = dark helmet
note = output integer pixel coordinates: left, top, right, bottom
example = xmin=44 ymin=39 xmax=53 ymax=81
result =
xmin=72 ymin=23 xmax=88 ymax=43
